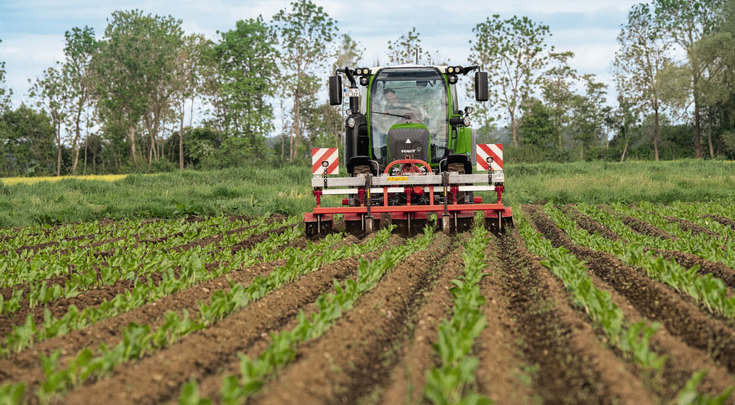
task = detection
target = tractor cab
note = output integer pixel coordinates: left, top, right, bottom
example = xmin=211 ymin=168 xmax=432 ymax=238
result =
xmin=334 ymin=65 xmax=485 ymax=176
xmin=369 ymin=67 xmax=448 ymax=168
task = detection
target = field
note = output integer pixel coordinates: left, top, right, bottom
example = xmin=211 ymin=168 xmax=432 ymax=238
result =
xmin=0 ymin=198 xmax=734 ymax=404
xmin=0 ymin=161 xmax=735 ymax=404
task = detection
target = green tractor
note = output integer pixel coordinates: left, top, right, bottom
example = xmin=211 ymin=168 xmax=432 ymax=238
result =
xmin=305 ymin=64 xmax=513 ymax=237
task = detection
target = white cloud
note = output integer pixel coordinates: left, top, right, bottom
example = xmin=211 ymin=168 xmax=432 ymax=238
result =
xmin=1 ymin=34 xmax=65 ymax=105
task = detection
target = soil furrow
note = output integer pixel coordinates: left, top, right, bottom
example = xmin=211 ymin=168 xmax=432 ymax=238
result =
xmin=704 ymin=214 xmax=735 ymax=231
xmin=664 ymin=216 xmax=719 ymax=238
xmin=525 ymin=205 xmax=735 ymax=374
xmin=656 ymin=250 xmax=735 ymax=290
xmin=59 ymin=235 xmax=370 ymax=405
xmin=380 ymin=236 xmax=466 ymax=405
xmin=564 ymin=205 xmax=735 ymax=290
xmin=498 ymin=227 xmax=654 ymax=405
xmin=601 ymin=206 xmax=675 ymax=240
xmin=561 ymin=205 xmax=622 ymax=241
xmin=473 ymin=235 xmax=539 ymax=404
xmin=191 ymin=244 xmax=392 ymax=402
xmin=254 ymin=234 xmax=452 ymax=405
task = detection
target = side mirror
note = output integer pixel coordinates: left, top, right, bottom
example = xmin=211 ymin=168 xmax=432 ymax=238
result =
xmin=329 ymin=75 xmax=342 ymax=106
xmin=474 ymin=71 xmax=489 ymax=102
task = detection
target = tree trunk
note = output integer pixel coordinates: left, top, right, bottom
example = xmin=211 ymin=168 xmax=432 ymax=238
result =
xmin=71 ymin=99 xmax=86 ymax=175
xmin=281 ymin=132 xmax=286 ymax=160
xmin=653 ymin=108 xmax=660 ymax=162
xmin=128 ymin=126 xmax=138 ymax=167
xmin=83 ymin=137 xmax=88 ymax=175
xmin=620 ymin=127 xmax=630 ymax=162
xmin=179 ymin=101 xmax=184 ymax=171
xmin=693 ymin=100 xmax=703 ymax=159
xmin=707 ymin=107 xmax=714 ymax=159
xmin=56 ymin=122 xmax=62 ymax=177
xmin=289 ymin=126 xmax=295 ymax=161
xmin=510 ymin=111 xmax=518 ymax=147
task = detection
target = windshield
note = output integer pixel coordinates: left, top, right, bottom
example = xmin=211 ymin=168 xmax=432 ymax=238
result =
xmin=369 ymin=68 xmax=448 ymax=163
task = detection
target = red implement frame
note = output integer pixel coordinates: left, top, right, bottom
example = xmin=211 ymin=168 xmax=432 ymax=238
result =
xmin=305 ymin=158 xmax=513 ymax=228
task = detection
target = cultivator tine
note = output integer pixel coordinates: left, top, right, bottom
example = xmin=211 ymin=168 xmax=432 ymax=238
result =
xmin=441 ymin=214 xmax=450 ymax=235
xmin=365 ymin=216 xmax=374 ymax=233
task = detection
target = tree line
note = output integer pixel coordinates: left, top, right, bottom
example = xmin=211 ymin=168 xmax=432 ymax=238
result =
xmin=0 ymin=0 xmax=733 ymax=177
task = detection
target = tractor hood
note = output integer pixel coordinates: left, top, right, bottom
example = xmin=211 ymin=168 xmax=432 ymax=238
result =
xmin=387 ymin=122 xmax=430 ymax=162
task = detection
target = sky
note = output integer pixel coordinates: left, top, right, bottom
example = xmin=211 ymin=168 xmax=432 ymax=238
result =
xmin=0 ymin=0 xmax=641 ymax=113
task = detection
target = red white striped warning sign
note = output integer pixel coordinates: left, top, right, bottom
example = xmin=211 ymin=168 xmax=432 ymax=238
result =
xmin=476 ymin=144 xmax=503 ymax=171
xmin=312 ymin=148 xmax=339 ymax=175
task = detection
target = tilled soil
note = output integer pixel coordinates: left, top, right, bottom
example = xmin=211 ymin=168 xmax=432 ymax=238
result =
xmin=525 ymin=205 xmax=735 ymax=374
xmin=380 ymin=235 xmax=467 ymax=405
xmin=2 ymin=207 xmax=735 ymax=404
xmin=497 ymin=228 xmax=654 ymax=405
xmin=601 ymin=206 xmax=676 ymax=240
xmin=663 ymin=215 xmax=719 ymax=238
xmin=60 ymin=235 xmax=373 ymax=405
xmin=473 ymin=235 xmax=537 ymax=404
xmin=704 ymin=214 xmax=735 ymax=231
xmin=254 ymin=234 xmax=453 ymax=405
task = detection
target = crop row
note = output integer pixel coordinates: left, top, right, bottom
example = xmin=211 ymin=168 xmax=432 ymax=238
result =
xmin=1 ymin=216 xmax=200 ymax=251
xmin=576 ymin=204 xmax=734 ymax=270
xmin=180 ymin=226 xmax=435 ymax=404
xmin=1 ymin=219 xmax=301 ymax=356
xmin=659 ymin=202 xmax=735 ymax=241
xmin=518 ymin=213 xmax=665 ymax=371
xmin=546 ymin=205 xmax=735 ymax=319
xmin=1 ymin=215 xmax=257 ymax=288
xmin=0 ymin=215 xmax=280 ymax=315
xmin=0 ymin=227 xmax=393 ymax=403
xmin=522 ymin=208 xmax=733 ymax=403
xmin=608 ymin=203 xmax=735 ymax=267
xmin=423 ymin=226 xmax=491 ymax=405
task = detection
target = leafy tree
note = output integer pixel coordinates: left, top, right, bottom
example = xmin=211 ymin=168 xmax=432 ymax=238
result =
xmin=654 ymin=0 xmax=726 ymax=158
xmin=174 ymin=34 xmax=210 ymax=171
xmin=29 ymin=67 xmax=67 ymax=176
xmin=61 ymin=26 xmax=98 ymax=174
xmin=692 ymin=2 xmax=735 ymax=158
xmin=139 ymin=14 xmax=184 ymax=165
xmin=0 ymin=39 xmax=12 ymax=113
xmin=541 ymin=51 xmax=577 ymax=149
xmin=569 ymin=74 xmax=608 ymax=160
xmin=215 ymin=17 xmax=279 ymax=156
xmin=333 ymin=34 xmax=364 ymax=72
xmin=92 ymin=10 xmax=183 ymax=168
xmin=385 ymin=27 xmax=445 ymax=65
xmin=613 ymin=3 xmax=671 ymax=161
xmin=0 ymin=105 xmax=56 ymax=176
xmin=273 ymin=0 xmax=338 ymax=161
xmin=519 ymin=98 xmax=556 ymax=149
xmin=469 ymin=15 xmax=551 ymax=147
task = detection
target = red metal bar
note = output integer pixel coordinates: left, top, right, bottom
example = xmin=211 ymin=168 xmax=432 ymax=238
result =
xmin=358 ymin=187 xmax=365 ymax=206
xmin=313 ymin=203 xmax=507 ymax=215
xmin=313 ymin=189 xmax=322 ymax=208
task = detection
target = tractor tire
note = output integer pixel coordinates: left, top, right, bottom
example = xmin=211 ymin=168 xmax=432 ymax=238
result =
xmin=353 ymin=164 xmax=371 ymax=176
